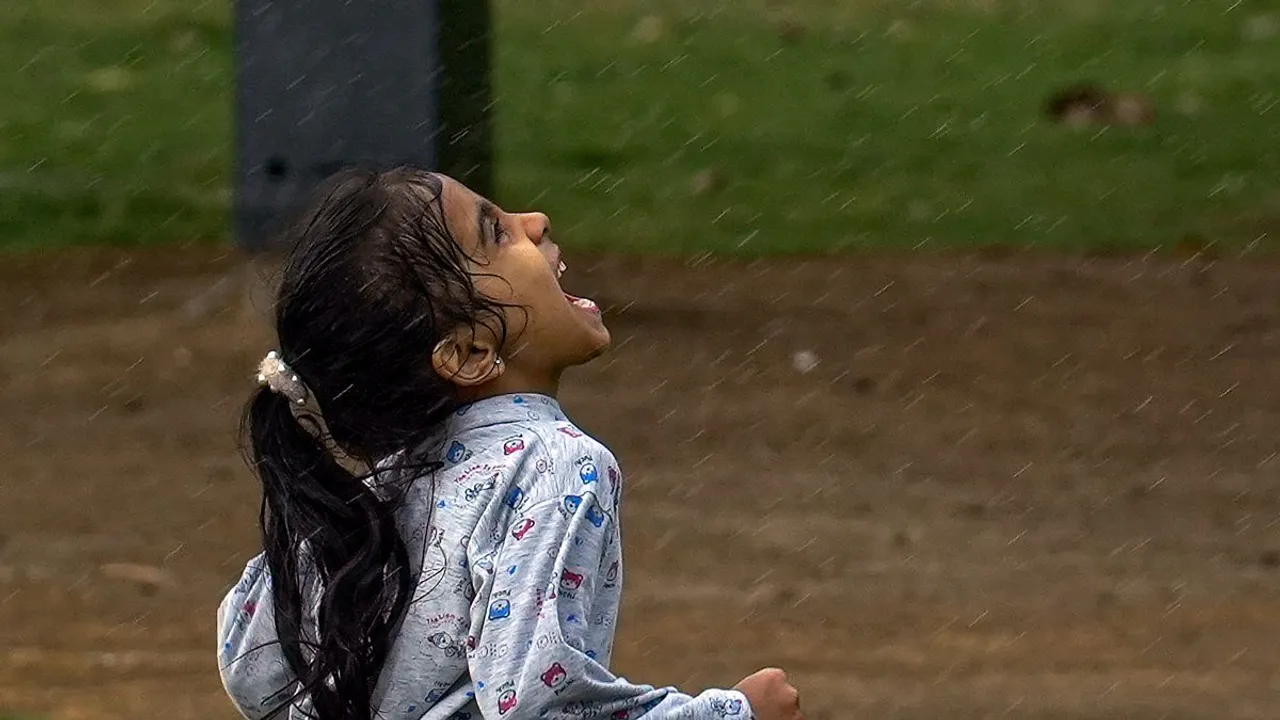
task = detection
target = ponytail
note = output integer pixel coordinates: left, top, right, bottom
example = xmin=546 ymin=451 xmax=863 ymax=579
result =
xmin=245 ymin=387 xmax=412 ymax=720
xmin=237 ymin=167 xmax=507 ymax=717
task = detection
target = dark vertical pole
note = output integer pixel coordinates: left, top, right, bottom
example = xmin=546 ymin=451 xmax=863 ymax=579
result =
xmin=233 ymin=0 xmax=493 ymax=251
xmin=436 ymin=0 xmax=494 ymax=198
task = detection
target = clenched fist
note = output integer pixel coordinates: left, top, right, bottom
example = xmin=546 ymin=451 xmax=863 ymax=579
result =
xmin=734 ymin=668 xmax=804 ymax=720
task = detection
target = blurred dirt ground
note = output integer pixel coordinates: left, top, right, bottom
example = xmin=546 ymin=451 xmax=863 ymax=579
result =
xmin=1 ymin=246 xmax=1278 ymax=719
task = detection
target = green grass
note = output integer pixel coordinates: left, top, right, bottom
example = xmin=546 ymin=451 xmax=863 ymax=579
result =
xmin=1 ymin=0 xmax=1277 ymax=253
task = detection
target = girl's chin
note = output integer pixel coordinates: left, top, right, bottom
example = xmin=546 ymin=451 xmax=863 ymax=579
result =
xmin=575 ymin=326 xmax=612 ymax=365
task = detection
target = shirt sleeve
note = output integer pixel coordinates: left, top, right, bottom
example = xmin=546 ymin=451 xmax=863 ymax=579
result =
xmin=216 ymin=554 xmax=299 ymax=719
xmin=466 ymin=458 xmax=753 ymax=720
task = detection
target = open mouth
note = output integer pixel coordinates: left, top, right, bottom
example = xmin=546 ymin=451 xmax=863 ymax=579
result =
xmin=555 ymin=258 xmax=600 ymax=315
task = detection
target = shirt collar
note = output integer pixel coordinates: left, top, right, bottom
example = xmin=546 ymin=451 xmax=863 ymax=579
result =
xmin=447 ymin=393 xmax=568 ymax=435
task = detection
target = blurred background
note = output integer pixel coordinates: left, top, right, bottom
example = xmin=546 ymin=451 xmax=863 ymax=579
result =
xmin=2 ymin=1 xmax=1279 ymax=718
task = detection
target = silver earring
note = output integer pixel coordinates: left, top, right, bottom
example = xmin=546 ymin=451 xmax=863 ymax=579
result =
xmin=494 ymin=357 xmax=503 ymax=366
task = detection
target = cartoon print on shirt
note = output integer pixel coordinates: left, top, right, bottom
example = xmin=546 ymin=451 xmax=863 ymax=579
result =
xmin=453 ymin=575 xmax=476 ymax=602
xmin=425 ymin=631 xmax=465 ymax=659
xmin=562 ymin=494 xmax=583 ymax=516
xmin=560 ymin=569 xmax=585 ymax=594
xmin=605 ymin=560 xmax=619 ymax=587
xmin=470 ymin=639 xmax=512 ymax=661
xmin=576 ymin=456 xmax=599 ymax=484
xmin=711 ymin=698 xmax=745 ymax=716
xmin=511 ymin=517 xmax=535 ymax=540
xmin=472 ymin=539 xmax=499 ymax=575
xmin=464 ymin=478 xmax=497 ymax=502
xmin=504 ymin=486 xmax=525 ymax=511
xmin=503 ymin=436 xmax=525 ymax=455
xmin=557 ymin=425 xmax=583 ymax=439
xmin=488 ymin=597 xmax=511 ymax=621
xmin=497 ymin=687 xmax=518 ymax=715
xmin=221 ymin=599 xmax=259 ymax=661
xmin=409 ymin=526 xmax=447 ymax=604
xmin=424 ymin=685 xmax=450 ymax=705
xmin=445 ymin=440 xmax=471 ymax=465
xmin=234 ymin=599 xmax=256 ymax=629
xmin=585 ymin=501 xmax=606 ymax=528
xmin=541 ymin=662 xmax=568 ymax=689
xmin=608 ymin=465 xmax=621 ymax=509
xmin=453 ymin=462 xmax=505 ymax=487
xmin=458 ymin=533 xmax=472 ymax=568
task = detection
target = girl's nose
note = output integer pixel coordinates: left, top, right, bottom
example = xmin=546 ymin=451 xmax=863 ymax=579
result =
xmin=519 ymin=213 xmax=551 ymax=244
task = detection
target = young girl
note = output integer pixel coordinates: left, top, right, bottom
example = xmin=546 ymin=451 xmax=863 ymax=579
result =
xmin=216 ymin=168 xmax=804 ymax=720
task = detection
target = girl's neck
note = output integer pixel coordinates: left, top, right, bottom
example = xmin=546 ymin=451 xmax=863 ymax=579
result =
xmin=461 ymin=367 xmax=563 ymax=404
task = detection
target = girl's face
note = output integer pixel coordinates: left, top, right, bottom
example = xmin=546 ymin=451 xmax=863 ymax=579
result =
xmin=435 ymin=175 xmax=611 ymax=389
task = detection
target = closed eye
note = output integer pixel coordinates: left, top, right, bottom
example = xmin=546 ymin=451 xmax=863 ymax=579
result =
xmin=478 ymin=200 xmax=507 ymax=246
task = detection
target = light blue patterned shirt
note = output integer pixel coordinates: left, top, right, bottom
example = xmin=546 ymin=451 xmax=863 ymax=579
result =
xmin=217 ymin=393 xmax=752 ymax=720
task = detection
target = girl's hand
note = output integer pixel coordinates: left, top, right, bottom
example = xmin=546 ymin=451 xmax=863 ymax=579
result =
xmin=734 ymin=668 xmax=805 ymax=720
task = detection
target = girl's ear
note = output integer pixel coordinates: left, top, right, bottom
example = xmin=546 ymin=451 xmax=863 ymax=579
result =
xmin=432 ymin=328 xmax=504 ymax=387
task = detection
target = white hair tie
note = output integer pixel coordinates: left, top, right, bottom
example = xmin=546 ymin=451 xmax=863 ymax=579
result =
xmin=257 ymin=351 xmax=309 ymax=405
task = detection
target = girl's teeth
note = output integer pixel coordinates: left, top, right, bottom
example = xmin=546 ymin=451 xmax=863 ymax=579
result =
xmin=557 ymin=261 xmax=567 ymax=278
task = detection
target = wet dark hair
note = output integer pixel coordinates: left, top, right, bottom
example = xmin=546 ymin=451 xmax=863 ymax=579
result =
xmin=243 ymin=167 xmax=507 ymax=719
